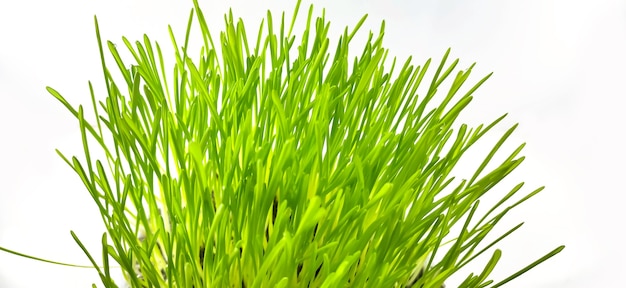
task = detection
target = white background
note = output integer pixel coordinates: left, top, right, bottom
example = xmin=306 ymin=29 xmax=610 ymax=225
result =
xmin=0 ymin=0 xmax=624 ymax=287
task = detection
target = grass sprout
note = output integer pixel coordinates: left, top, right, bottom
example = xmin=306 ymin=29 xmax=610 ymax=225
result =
xmin=1 ymin=0 xmax=564 ymax=287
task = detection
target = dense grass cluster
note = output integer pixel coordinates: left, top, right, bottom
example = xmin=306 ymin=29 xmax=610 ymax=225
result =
xmin=37 ymin=0 xmax=564 ymax=287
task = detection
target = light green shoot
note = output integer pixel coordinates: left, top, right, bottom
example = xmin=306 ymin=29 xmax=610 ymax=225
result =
xmin=1 ymin=1 xmax=563 ymax=287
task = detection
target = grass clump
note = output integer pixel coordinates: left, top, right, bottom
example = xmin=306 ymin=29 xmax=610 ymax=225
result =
xmin=2 ymin=0 xmax=564 ymax=287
